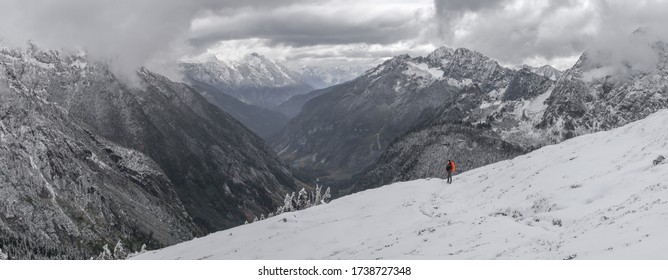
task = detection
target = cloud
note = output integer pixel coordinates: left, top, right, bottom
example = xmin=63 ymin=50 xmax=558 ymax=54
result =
xmin=0 ymin=0 xmax=435 ymax=78
xmin=189 ymin=1 xmax=433 ymax=49
xmin=581 ymin=1 xmax=668 ymax=79
xmin=0 ymin=0 xmax=311 ymax=80
xmin=3 ymin=0 xmax=666 ymax=77
xmin=188 ymin=0 xmax=436 ymax=68
xmin=433 ymin=0 xmax=668 ymax=71
xmin=202 ymin=38 xmax=438 ymax=67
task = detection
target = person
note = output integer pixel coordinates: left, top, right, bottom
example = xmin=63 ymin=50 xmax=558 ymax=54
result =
xmin=445 ymin=160 xmax=455 ymax=184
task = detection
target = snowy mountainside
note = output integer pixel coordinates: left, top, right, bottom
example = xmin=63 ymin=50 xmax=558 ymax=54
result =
xmin=181 ymin=53 xmax=314 ymax=108
xmin=134 ymin=109 xmax=668 ymax=259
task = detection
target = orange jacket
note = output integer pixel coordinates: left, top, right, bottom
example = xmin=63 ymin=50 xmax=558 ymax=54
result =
xmin=446 ymin=161 xmax=455 ymax=172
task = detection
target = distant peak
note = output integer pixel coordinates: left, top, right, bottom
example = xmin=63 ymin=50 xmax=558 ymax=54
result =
xmin=246 ymin=52 xmax=266 ymax=59
xmin=429 ymin=46 xmax=454 ymax=56
xmin=394 ymin=54 xmax=412 ymax=60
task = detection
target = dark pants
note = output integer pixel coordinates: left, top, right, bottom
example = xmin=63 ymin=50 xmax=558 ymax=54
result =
xmin=446 ymin=170 xmax=452 ymax=183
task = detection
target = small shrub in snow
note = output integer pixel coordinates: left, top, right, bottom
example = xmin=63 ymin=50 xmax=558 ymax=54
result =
xmin=247 ymin=185 xmax=333 ymax=225
xmin=552 ymin=219 xmax=562 ymax=227
xmin=653 ymin=155 xmax=665 ymax=166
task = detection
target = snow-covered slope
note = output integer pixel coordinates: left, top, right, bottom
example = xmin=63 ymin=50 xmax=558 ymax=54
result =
xmin=134 ymin=109 xmax=668 ymax=260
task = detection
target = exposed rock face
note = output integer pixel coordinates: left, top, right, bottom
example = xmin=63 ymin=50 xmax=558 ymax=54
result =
xmin=0 ymin=50 xmax=197 ymax=259
xmin=0 ymin=44 xmax=305 ymax=258
xmin=540 ymin=42 xmax=668 ymax=141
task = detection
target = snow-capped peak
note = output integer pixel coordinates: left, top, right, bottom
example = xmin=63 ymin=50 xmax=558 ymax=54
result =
xmin=426 ymin=46 xmax=455 ymax=65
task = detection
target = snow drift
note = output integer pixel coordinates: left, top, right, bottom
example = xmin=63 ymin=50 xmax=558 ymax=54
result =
xmin=135 ymin=110 xmax=668 ymax=259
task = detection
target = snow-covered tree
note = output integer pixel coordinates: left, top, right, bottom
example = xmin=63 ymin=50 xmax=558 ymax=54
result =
xmin=113 ymin=240 xmax=128 ymax=260
xmin=0 ymin=248 xmax=8 ymax=260
xmin=260 ymin=214 xmax=265 ymax=220
xmin=276 ymin=205 xmax=284 ymax=215
xmin=126 ymin=244 xmax=148 ymax=259
xmin=96 ymin=244 xmax=113 ymax=260
xmin=314 ymin=184 xmax=322 ymax=206
xmin=284 ymin=192 xmax=295 ymax=212
xmin=322 ymin=187 xmax=331 ymax=204
xmin=296 ymin=188 xmax=310 ymax=210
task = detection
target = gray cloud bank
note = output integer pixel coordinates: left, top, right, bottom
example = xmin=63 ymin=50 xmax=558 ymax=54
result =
xmin=1 ymin=0 xmax=668 ymax=80
xmin=434 ymin=0 xmax=668 ymax=71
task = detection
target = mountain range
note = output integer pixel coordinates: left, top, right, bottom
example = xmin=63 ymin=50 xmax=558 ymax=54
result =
xmin=273 ymin=47 xmax=550 ymax=189
xmin=179 ymin=54 xmax=369 ymax=139
xmin=355 ymin=41 xmax=668 ymax=192
xmin=180 ymin=53 xmax=314 ymax=109
xmin=0 ymin=43 xmax=305 ymax=258
xmin=3 ymin=36 xmax=667 ymax=260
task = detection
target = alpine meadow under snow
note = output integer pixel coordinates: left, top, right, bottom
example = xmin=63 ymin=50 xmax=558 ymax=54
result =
xmin=134 ymin=109 xmax=668 ymax=260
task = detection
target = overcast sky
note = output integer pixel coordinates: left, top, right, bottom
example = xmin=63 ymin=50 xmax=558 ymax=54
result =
xmin=1 ymin=0 xmax=668 ymax=76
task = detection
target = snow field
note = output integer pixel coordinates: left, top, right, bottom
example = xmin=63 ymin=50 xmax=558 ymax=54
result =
xmin=135 ymin=110 xmax=668 ymax=260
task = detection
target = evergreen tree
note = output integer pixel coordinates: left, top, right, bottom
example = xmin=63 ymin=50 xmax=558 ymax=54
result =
xmin=113 ymin=240 xmax=128 ymax=260
xmin=314 ymin=184 xmax=322 ymax=206
xmin=322 ymin=187 xmax=331 ymax=204
xmin=0 ymin=248 xmax=8 ymax=260
xmin=297 ymin=188 xmax=309 ymax=210
xmin=96 ymin=244 xmax=112 ymax=260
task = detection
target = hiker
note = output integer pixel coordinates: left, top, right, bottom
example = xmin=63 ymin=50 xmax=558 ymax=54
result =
xmin=445 ymin=160 xmax=455 ymax=184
